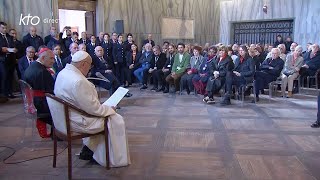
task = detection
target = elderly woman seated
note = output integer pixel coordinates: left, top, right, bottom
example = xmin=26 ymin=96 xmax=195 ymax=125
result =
xmin=232 ymin=45 xmax=255 ymax=99
xmin=203 ymin=46 xmax=234 ymax=105
xmin=193 ymin=46 xmax=218 ymax=95
xmin=253 ymin=48 xmax=284 ymax=102
xmin=180 ymin=46 xmax=203 ymax=94
xmin=281 ymin=45 xmax=304 ymax=98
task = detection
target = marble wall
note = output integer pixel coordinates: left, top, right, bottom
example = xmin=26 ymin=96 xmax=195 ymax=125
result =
xmin=96 ymin=0 xmax=220 ymax=48
xmin=0 ymin=0 xmax=59 ymax=41
xmin=220 ymin=0 xmax=320 ymax=49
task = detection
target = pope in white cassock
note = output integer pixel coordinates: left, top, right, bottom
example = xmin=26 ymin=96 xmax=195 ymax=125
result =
xmin=53 ymin=51 xmax=131 ymax=167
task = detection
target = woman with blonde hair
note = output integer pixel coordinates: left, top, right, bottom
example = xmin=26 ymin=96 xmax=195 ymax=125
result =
xmin=281 ymin=45 xmax=304 ymax=98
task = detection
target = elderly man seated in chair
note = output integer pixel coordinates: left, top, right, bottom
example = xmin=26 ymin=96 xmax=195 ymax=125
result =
xmin=92 ymin=46 xmax=132 ymax=97
xmin=54 ymin=51 xmax=131 ymax=167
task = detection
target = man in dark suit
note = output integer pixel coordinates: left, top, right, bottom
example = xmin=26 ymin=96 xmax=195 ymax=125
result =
xmin=253 ymin=48 xmax=284 ymax=102
xmin=9 ymin=29 xmax=25 ymax=79
xmin=111 ymin=32 xmax=118 ymax=44
xmin=18 ymin=46 xmax=36 ymax=80
xmin=44 ymin=26 xmax=56 ymax=46
xmin=79 ymin=31 xmax=89 ymax=45
xmin=96 ymin=32 xmax=104 ymax=45
xmin=62 ymin=43 xmax=79 ymax=66
xmin=112 ymin=34 xmax=126 ymax=83
xmin=142 ymin=34 xmax=155 ymax=47
xmin=144 ymin=45 xmax=166 ymax=91
xmin=87 ymin=35 xmax=98 ymax=58
xmin=0 ymin=22 xmax=17 ymax=98
xmin=52 ymin=44 xmax=64 ymax=75
xmin=22 ymin=26 xmax=44 ymax=51
xmin=299 ymin=44 xmax=320 ymax=83
xmin=124 ymin=33 xmax=134 ymax=53
xmin=65 ymin=32 xmax=79 ymax=55
xmin=162 ymin=44 xmax=176 ymax=93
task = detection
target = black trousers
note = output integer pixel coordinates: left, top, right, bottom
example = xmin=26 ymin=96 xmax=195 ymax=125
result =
xmin=0 ymin=61 xmax=7 ymax=96
xmin=114 ymin=62 xmax=125 ymax=84
xmin=254 ymin=71 xmax=277 ymax=95
xmin=152 ymin=69 xmax=164 ymax=88
xmin=142 ymin=68 xmax=150 ymax=85
xmin=163 ymin=71 xmax=171 ymax=89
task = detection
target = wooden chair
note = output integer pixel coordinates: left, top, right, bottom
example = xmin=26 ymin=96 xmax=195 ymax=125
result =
xmin=45 ymin=93 xmax=110 ymax=180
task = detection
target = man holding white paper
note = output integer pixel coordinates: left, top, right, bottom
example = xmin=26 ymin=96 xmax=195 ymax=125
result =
xmin=54 ymin=51 xmax=131 ymax=167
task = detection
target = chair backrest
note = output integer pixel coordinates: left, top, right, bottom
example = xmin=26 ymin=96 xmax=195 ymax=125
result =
xmin=46 ymin=94 xmax=69 ymax=135
xmin=46 ymin=93 xmax=101 ymax=136
xmin=19 ymin=80 xmax=37 ymax=115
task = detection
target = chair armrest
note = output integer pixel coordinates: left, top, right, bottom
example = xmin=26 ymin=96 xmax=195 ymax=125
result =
xmin=45 ymin=93 xmax=105 ymax=118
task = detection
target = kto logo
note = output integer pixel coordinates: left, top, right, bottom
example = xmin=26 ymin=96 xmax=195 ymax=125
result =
xmin=19 ymin=14 xmax=59 ymax=25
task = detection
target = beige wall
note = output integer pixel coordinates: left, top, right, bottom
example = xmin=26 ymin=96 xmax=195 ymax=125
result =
xmin=96 ymin=0 xmax=220 ymax=48
xmin=0 ymin=0 xmax=59 ymax=41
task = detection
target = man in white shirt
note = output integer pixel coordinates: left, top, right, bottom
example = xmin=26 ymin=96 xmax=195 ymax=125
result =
xmin=54 ymin=51 xmax=131 ymax=167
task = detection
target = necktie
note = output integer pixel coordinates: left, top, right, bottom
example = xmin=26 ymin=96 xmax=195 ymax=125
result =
xmin=2 ymin=34 xmax=8 ymax=46
xmin=56 ymin=56 xmax=62 ymax=68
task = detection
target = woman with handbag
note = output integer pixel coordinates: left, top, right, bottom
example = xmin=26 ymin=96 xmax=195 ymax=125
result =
xmin=281 ymin=45 xmax=304 ymax=98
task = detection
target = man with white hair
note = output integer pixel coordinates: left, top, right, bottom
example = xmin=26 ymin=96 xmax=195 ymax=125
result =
xmin=54 ymin=51 xmax=130 ymax=167
xmin=300 ymin=44 xmax=320 ymax=82
xmin=62 ymin=42 xmax=79 ymax=66
xmin=253 ymin=48 xmax=284 ymax=102
xmin=22 ymin=26 xmax=44 ymax=51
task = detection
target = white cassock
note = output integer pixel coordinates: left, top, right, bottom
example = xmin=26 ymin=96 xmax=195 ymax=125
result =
xmin=54 ymin=64 xmax=130 ymax=167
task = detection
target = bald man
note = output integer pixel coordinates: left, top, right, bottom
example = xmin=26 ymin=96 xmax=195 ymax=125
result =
xmin=24 ymin=47 xmax=55 ymax=138
xmin=62 ymin=42 xmax=79 ymax=66
xmin=22 ymin=26 xmax=44 ymax=51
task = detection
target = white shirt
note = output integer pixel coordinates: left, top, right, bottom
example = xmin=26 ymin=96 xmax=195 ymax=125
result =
xmin=179 ymin=54 xmax=183 ymax=63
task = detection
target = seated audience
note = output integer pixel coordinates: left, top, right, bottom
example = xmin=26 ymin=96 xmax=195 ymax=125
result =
xmin=54 ymin=50 xmax=131 ymax=167
xmin=162 ymin=44 xmax=176 ymax=93
xmin=52 ymin=44 xmax=64 ymax=75
xmin=203 ymin=46 xmax=234 ymax=105
xmin=124 ymin=43 xmax=141 ymax=86
xmin=148 ymin=45 xmax=167 ymax=91
xmin=193 ymin=46 xmax=217 ymax=95
xmin=165 ymin=43 xmax=191 ymax=93
xmin=180 ymin=45 xmax=203 ymax=94
xmin=79 ymin=43 xmax=86 ymax=52
xmin=253 ymin=48 xmax=284 ymax=102
xmin=134 ymin=43 xmax=153 ymax=87
xmin=281 ymin=45 xmax=304 ymax=98
xmin=62 ymin=43 xmax=79 ymax=66
xmin=299 ymin=44 xmax=320 ymax=83
xmin=232 ymin=45 xmax=255 ymax=97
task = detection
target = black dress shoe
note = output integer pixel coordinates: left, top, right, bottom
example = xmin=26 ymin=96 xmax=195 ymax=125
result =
xmin=150 ymin=87 xmax=158 ymax=91
xmin=157 ymin=87 xmax=165 ymax=92
xmin=79 ymin=146 xmax=93 ymax=160
xmin=163 ymin=89 xmax=169 ymax=93
xmin=125 ymin=92 xmax=132 ymax=97
xmin=140 ymin=85 xmax=148 ymax=90
xmin=7 ymin=94 xmax=16 ymax=99
xmin=311 ymin=122 xmax=320 ymax=128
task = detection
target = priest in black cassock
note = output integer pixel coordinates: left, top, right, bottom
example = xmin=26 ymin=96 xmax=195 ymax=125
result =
xmin=24 ymin=47 xmax=55 ymax=138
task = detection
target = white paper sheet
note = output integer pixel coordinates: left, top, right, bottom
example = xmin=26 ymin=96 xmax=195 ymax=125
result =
xmin=7 ymin=48 xmax=15 ymax=53
xmin=102 ymin=87 xmax=129 ymax=107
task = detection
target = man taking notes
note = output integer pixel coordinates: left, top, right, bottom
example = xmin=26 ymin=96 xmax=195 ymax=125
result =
xmin=54 ymin=51 xmax=130 ymax=167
